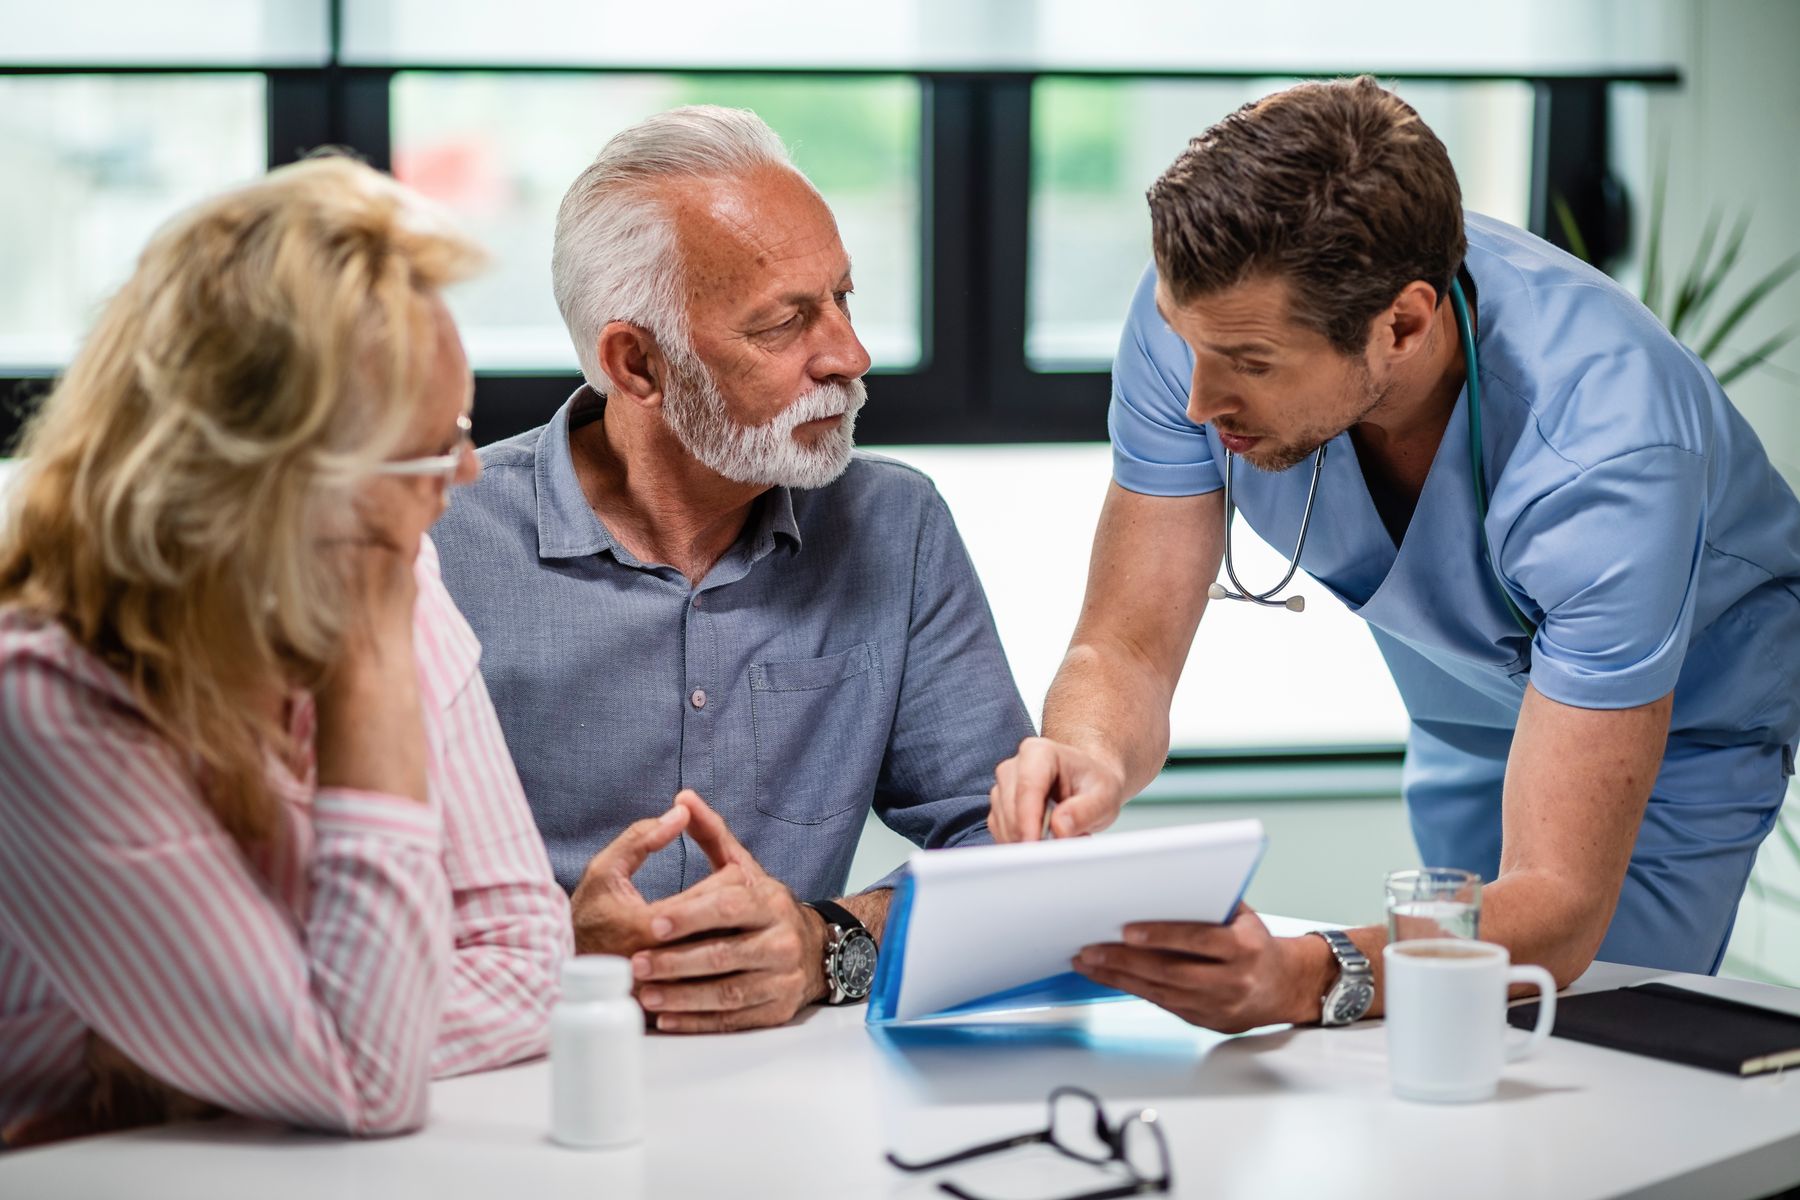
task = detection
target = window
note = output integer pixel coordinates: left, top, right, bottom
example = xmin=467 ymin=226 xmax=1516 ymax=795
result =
xmin=0 ymin=75 xmax=267 ymax=371
xmin=1028 ymin=78 xmax=1534 ymax=368
xmin=0 ymin=3 xmax=1679 ymax=756
xmin=390 ymin=73 xmax=923 ymax=372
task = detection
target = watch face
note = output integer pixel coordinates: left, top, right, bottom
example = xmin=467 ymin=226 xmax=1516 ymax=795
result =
xmin=834 ymin=929 xmax=878 ymax=999
xmin=1333 ymin=981 xmax=1375 ymax=1023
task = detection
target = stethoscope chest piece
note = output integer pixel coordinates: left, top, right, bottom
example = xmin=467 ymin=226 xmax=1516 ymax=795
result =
xmin=1209 ymin=441 xmax=1326 ymax=612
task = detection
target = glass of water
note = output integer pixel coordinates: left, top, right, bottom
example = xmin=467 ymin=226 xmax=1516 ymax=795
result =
xmin=1385 ymin=867 xmax=1482 ymax=942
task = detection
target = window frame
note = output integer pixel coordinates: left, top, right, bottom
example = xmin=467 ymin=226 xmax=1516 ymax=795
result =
xmin=0 ymin=27 xmax=1677 ymax=450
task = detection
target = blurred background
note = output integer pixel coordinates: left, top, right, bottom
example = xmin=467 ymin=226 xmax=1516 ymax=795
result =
xmin=1 ymin=0 xmax=1795 ymax=980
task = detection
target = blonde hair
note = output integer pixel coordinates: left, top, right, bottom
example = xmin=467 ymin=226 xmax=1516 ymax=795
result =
xmin=0 ymin=155 xmax=483 ymax=844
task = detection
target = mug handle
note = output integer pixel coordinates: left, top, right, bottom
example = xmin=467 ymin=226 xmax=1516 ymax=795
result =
xmin=1504 ymin=965 xmax=1558 ymax=1062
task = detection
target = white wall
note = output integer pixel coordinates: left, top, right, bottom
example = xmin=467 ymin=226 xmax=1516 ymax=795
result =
xmin=1650 ymin=0 xmax=1800 ymax=986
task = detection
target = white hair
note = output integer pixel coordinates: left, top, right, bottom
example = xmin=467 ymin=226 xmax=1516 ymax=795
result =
xmin=551 ymin=105 xmax=797 ymax=393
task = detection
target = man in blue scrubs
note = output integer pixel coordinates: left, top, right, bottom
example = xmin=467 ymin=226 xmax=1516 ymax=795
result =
xmin=987 ymin=76 xmax=1800 ymax=1030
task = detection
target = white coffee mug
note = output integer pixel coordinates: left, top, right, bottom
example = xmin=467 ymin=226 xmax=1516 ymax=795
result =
xmin=1383 ymin=938 xmax=1557 ymax=1103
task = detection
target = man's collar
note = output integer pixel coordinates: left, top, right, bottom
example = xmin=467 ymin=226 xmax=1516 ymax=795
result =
xmin=533 ymin=385 xmax=803 ymax=563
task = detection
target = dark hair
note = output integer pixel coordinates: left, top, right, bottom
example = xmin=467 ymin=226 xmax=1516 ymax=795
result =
xmin=1147 ymin=76 xmax=1465 ymax=355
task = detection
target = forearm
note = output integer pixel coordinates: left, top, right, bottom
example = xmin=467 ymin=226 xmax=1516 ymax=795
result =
xmin=1041 ymin=639 xmax=1176 ymax=798
xmin=1490 ymin=687 xmax=1669 ymax=985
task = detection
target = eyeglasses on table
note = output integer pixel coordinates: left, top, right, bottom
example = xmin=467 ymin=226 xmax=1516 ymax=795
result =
xmin=885 ymin=1085 xmax=1172 ymax=1200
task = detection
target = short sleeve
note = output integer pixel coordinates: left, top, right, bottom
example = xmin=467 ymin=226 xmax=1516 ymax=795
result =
xmin=1107 ymin=263 xmax=1223 ymax=498
xmin=1509 ymin=444 xmax=1707 ymax=709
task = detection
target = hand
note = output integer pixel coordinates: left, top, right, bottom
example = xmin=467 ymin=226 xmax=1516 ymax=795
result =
xmin=331 ymin=487 xmax=429 ymax=659
xmin=988 ymin=736 xmax=1128 ymax=842
xmin=630 ymin=790 xmax=827 ymax=1034
xmin=1071 ymin=905 xmax=1327 ymax=1034
xmin=571 ymin=804 xmax=692 ymax=957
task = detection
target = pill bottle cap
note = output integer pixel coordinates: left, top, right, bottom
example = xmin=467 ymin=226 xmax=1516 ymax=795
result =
xmin=561 ymin=955 xmax=633 ymax=1002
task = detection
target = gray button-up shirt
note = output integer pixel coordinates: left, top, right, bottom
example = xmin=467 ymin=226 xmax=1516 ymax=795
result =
xmin=431 ymin=389 xmax=1035 ymax=902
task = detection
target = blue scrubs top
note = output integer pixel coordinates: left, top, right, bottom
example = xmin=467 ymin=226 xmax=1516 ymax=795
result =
xmin=1110 ymin=213 xmax=1800 ymax=973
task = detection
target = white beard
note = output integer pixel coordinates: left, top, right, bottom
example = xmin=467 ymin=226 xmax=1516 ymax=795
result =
xmin=660 ymin=353 xmax=866 ymax=489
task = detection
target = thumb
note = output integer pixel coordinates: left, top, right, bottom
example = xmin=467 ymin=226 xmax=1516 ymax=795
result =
xmin=1046 ymin=780 xmax=1122 ymax=839
xmin=676 ymin=789 xmax=753 ymax=871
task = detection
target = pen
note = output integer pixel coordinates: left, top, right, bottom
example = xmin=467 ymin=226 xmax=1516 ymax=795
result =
xmin=1041 ymin=799 xmax=1056 ymax=840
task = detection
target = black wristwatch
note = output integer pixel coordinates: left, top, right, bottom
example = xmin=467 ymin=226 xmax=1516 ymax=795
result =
xmin=806 ymin=900 xmax=878 ymax=1005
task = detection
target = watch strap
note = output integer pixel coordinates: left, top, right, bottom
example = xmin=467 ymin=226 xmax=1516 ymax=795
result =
xmin=1310 ymin=929 xmax=1374 ymax=1026
xmin=807 ymin=899 xmax=865 ymax=936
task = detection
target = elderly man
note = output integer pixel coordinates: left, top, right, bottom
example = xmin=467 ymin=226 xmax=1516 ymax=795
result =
xmin=433 ymin=106 xmax=1033 ymax=1033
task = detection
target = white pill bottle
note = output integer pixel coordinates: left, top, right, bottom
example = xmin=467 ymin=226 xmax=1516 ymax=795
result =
xmin=550 ymin=955 xmax=644 ymax=1149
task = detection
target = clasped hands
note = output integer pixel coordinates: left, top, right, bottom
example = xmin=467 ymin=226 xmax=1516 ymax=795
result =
xmin=571 ymin=789 xmax=828 ymax=1033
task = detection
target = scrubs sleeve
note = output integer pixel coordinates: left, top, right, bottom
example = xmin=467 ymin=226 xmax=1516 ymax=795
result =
xmin=1510 ymin=443 xmax=1707 ymax=710
xmin=1108 ymin=264 xmax=1223 ymax=497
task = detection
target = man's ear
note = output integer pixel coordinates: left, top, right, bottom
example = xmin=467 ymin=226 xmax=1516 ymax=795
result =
xmin=595 ymin=321 xmax=667 ymax=409
xmin=1371 ymin=280 xmax=1442 ymax=367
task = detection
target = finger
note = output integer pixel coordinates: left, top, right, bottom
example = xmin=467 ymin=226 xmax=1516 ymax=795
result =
xmin=1046 ymin=774 xmax=1118 ymax=839
xmin=631 ymin=929 xmax=765 ymax=982
xmin=637 ymin=970 xmax=783 ymax=1015
xmin=581 ymin=806 xmax=688 ymax=884
xmin=1076 ymin=943 xmax=1215 ymax=987
xmin=652 ymin=1000 xmax=795 ymax=1035
xmin=643 ymin=867 xmax=764 ymax=941
xmin=1117 ymin=920 xmax=1241 ymax=959
xmin=1007 ymin=741 xmax=1059 ymax=841
xmin=676 ymin=790 xmax=754 ymax=871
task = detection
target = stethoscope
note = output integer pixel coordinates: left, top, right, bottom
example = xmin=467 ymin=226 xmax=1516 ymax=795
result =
xmin=1206 ymin=277 xmax=1537 ymax=637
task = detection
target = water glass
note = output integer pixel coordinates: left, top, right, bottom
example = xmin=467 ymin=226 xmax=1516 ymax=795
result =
xmin=1385 ymin=867 xmax=1481 ymax=942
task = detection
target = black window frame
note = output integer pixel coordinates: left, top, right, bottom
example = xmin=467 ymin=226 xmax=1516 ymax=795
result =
xmin=1 ymin=29 xmax=1678 ymax=453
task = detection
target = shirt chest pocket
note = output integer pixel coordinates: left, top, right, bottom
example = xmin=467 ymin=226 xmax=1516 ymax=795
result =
xmin=749 ymin=641 xmax=887 ymax=825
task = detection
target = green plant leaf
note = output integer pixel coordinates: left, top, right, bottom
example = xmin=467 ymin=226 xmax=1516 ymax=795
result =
xmin=1641 ymin=160 xmax=1668 ymax=316
xmin=1716 ymin=326 xmax=1798 ymax=387
xmin=1697 ymin=253 xmax=1800 ymax=362
xmin=1551 ymin=192 xmax=1591 ymax=265
xmin=1673 ymin=212 xmax=1750 ymax=338
xmin=1669 ymin=210 xmax=1724 ymax=339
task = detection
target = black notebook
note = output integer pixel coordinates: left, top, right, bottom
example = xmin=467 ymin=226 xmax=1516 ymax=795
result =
xmin=1507 ymin=982 xmax=1800 ymax=1077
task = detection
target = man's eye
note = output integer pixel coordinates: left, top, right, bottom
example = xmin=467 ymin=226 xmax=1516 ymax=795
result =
xmin=834 ymin=290 xmax=853 ymax=311
xmin=1233 ymin=361 xmax=1271 ymax=377
xmin=764 ymin=313 xmax=803 ymax=335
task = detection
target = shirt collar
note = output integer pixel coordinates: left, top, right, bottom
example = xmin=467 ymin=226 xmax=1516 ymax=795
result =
xmin=533 ymin=385 xmax=804 ymax=564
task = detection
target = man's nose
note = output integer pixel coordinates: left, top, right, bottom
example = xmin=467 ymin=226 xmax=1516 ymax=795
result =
xmin=1185 ymin=361 xmax=1238 ymax=426
xmin=812 ymin=303 xmax=872 ymax=382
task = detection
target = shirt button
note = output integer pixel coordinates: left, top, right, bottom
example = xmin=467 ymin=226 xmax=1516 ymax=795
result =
xmin=690 ymin=688 xmax=707 ymax=710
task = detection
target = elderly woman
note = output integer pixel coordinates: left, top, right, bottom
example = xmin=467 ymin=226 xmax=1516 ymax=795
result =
xmin=0 ymin=157 xmax=570 ymax=1145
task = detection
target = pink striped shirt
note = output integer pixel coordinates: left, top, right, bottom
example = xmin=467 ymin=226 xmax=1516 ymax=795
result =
xmin=0 ymin=536 xmax=570 ymax=1139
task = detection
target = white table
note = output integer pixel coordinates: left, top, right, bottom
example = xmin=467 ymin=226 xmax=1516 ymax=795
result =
xmin=5 ymin=917 xmax=1798 ymax=1200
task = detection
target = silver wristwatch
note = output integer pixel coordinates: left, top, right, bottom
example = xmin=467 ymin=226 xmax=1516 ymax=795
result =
xmin=1310 ymin=929 xmax=1375 ymax=1026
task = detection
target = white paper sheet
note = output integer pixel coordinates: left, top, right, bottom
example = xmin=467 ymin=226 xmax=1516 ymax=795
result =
xmin=884 ymin=818 xmax=1267 ymax=1022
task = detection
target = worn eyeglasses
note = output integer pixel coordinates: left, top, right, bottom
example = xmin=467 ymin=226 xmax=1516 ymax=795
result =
xmin=374 ymin=413 xmax=473 ymax=480
xmin=886 ymin=1086 xmax=1172 ymax=1200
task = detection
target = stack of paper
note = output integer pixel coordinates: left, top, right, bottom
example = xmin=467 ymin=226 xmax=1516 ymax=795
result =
xmin=868 ymin=819 xmax=1267 ymax=1024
